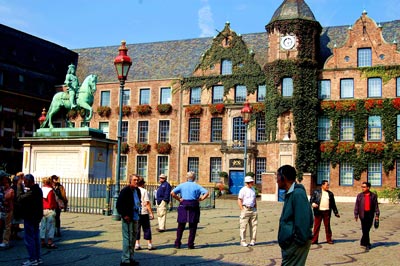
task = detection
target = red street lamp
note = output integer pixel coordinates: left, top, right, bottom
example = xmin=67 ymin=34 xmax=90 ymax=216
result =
xmin=112 ymin=40 xmax=132 ymax=221
xmin=241 ymin=101 xmax=253 ymax=175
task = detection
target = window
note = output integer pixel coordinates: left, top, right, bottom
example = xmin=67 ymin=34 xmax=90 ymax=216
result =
xmin=81 ymin=121 xmax=89 ymax=127
xmin=368 ymin=116 xmax=382 ymax=140
xmin=188 ymin=157 xmax=199 ymax=178
xmin=221 ymin=59 xmax=232 ymax=75
xmin=235 ymin=85 xmax=247 ymax=103
xmin=368 ymin=161 xmax=382 ymax=186
xmin=256 ymin=117 xmax=266 ymax=142
xmin=358 ymin=48 xmax=372 ymax=67
xmin=396 ymin=160 xmax=400 ymax=187
xmin=157 ymin=156 xmax=169 ymax=177
xmin=397 ymin=115 xmax=400 ymax=140
xmin=317 ymin=161 xmax=330 ymax=185
xmin=340 ymin=117 xmax=354 ymax=141
xmin=100 ymin=91 xmax=110 ymax=106
xmin=257 ymin=85 xmax=266 ymax=102
xmin=137 ymin=156 xmax=148 ymax=180
xmin=160 ymin=87 xmax=171 ymax=104
xmin=140 ymin=88 xmax=150 ymax=105
xmin=137 ymin=121 xmax=148 ymax=143
xmin=282 ymin=77 xmax=293 ymax=97
xmin=255 ymin=157 xmax=266 ymax=184
xmin=120 ymin=155 xmax=127 ymax=180
xmin=368 ymin=78 xmax=382 ymax=98
xmin=211 ymin=118 xmax=222 ymax=142
xmin=318 ymin=80 xmax=331 ymax=99
xmin=233 ymin=117 xmax=245 ymax=146
xmin=122 ymin=89 xmax=130 ymax=106
xmin=339 ymin=162 xmax=353 ymax=186
xmin=212 ymin=85 xmax=224 ymax=103
xmin=397 ymin=77 xmax=400 ymax=97
xmin=189 ymin=118 xmax=200 ymax=142
xmin=99 ymin=122 xmax=109 ymax=138
xmin=190 ymin=87 xmax=201 ymax=104
xmin=158 ymin=120 xmax=170 ymax=143
xmin=340 ymin=79 xmax=354 ymax=98
xmin=210 ymin=157 xmax=222 ymax=183
xmin=318 ymin=116 xmax=330 ymax=141
xmin=121 ymin=121 xmax=128 ymax=142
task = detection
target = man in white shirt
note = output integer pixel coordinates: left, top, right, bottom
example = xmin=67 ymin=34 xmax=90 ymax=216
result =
xmin=237 ymin=176 xmax=258 ymax=247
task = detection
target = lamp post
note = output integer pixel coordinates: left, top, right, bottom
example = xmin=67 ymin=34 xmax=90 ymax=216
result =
xmin=241 ymin=101 xmax=253 ymax=176
xmin=112 ymin=40 xmax=132 ymax=221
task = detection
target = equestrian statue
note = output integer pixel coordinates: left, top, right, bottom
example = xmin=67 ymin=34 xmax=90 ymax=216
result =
xmin=40 ymin=64 xmax=98 ymax=128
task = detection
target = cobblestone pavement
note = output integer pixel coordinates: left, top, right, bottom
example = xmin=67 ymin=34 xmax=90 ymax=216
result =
xmin=1 ymin=199 xmax=399 ymax=266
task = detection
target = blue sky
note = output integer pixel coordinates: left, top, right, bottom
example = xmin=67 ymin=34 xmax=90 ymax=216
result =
xmin=0 ymin=0 xmax=398 ymax=49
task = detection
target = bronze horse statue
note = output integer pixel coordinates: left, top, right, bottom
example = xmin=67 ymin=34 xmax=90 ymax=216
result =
xmin=40 ymin=74 xmax=98 ymax=128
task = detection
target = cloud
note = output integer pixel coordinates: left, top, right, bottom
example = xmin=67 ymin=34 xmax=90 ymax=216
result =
xmin=198 ymin=0 xmax=215 ymax=37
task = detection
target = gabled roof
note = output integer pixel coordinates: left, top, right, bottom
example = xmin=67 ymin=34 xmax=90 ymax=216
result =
xmin=74 ymin=21 xmax=400 ymax=83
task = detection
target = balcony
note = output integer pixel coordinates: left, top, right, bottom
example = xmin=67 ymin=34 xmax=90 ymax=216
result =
xmin=220 ymin=139 xmax=257 ymax=154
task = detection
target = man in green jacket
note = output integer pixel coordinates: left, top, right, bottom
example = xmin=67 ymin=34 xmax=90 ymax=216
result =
xmin=277 ymin=165 xmax=313 ymax=266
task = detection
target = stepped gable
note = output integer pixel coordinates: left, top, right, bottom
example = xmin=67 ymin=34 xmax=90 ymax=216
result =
xmin=269 ymin=0 xmax=316 ymax=23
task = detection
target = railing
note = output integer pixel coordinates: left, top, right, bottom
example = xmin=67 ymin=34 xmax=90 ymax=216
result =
xmin=38 ymin=178 xmax=216 ymax=215
xmin=220 ymin=139 xmax=257 ymax=153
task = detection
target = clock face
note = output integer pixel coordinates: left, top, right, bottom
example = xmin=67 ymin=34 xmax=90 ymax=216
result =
xmin=280 ymin=35 xmax=296 ymax=50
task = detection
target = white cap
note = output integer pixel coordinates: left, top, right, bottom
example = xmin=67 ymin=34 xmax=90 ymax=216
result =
xmin=244 ymin=176 xmax=254 ymax=183
xmin=159 ymin=174 xmax=167 ymax=179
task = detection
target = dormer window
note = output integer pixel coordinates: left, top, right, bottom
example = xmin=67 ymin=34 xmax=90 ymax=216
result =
xmin=221 ymin=59 xmax=232 ymax=75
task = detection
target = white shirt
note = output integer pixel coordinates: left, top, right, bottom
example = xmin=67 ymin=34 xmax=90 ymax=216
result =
xmin=138 ymin=187 xmax=150 ymax=215
xmin=238 ymin=186 xmax=256 ymax=207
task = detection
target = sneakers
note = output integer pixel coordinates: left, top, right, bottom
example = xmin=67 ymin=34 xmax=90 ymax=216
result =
xmin=22 ymin=259 xmax=39 ymax=266
xmin=134 ymin=244 xmax=142 ymax=250
xmin=0 ymin=242 xmax=10 ymax=248
xmin=240 ymin=241 xmax=249 ymax=247
xmin=148 ymin=244 xmax=156 ymax=250
xmin=249 ymin=240 xmax=256 ymax=246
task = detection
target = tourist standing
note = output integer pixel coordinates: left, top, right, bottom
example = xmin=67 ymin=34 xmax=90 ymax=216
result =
xmin=135 ymin=176 xmax=155 ymax=251
xmin=171 ymin=171 xmax=209 ymax=249
xmin=116 ymin=174 xmax=141 ymax=266
xmin=237 ymin=175 xmax=258 ymax=247
xmin=310 ymin=180 xmax=340 ymax=244
xmin=156 ymin=174 xmax=171 ymax=232
xmin=354 ymin=181 xmax=380 ymax=250
xmin=40 ymin=177 xmax=58 ymax=249
xmin=277 ymin=165 xmax=313 ymax=266
xmin=17 ymin=174 xmax=43 ymax=266
xmin=51 ymin=175 xmax=68 ymax=237
xmin=0 ymin=175 xmax=14 ymax=248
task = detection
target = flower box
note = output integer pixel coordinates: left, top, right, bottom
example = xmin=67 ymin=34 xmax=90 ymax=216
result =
xmin=136 ymin=104 xmax=152 ymax=115
xmin=116 ymin=105 xmax=132 ymax=116
xmin=121 ymin=142 xmax=130 ymax=154
xmin=252 ymin=103 xmax=265 ymax=114
xmin=392 ymin=98 xmax=400 ymax=110
xmin=97 ymin=106 xmax=112 ymax=118
xmin=364 ymin=99 xmax=383 ymax=111
xmin=155 ymin=142 xmax=171 ymax=154
xmin=134 ymin=143 xmax=151 ymax=154
xmin=209 ymin=103 xmax=225 ymax=115
xmin=363 ymin=142 xmax=385 ymax=155
xmin=186 ymin=105 xmax=202 ymax=116
xmin=157 ymin=104 xmax=172 ymax=114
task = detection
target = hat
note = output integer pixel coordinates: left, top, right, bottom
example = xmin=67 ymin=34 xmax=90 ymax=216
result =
xmin=244 ymin=176 xmax=254 ymax=183
xmin=0 ymin=170 xmax=10 ymax=178
xmin=159 ymin=174 xmax=167 ymax=179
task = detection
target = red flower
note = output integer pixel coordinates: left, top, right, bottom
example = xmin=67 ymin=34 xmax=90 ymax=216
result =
xmin=186 ymin=105 xmax=202 ymax=115
xmin=336 ymin=100 xmax=356 ymax=112
xmin=209 ymin=103 xmax=225 ymax=115
xmin=336 ymin=142 xmax=356 ymax=154
xmin=392 ymin=98 xmax=400 ymax=110
xmin=363 ymin=142 xmax=385 ymax=154
xmin=320 ymin=101 xmax=335 ymax=111
xmin=364 ymin=99 xmax=383 ymax=111
xmin=320 ymin=142 xmax=335 ymax=153
xmin=252 ymin=103 xmax=265 ymax=113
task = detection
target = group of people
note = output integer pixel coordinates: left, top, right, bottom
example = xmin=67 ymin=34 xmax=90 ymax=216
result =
xmin=234 ymin=165 xmax=380 ymax=266
xmin=0 ymin=171 xmax=68 ymax=266
xmin=116 ymin=171 xmax=209 ymax=266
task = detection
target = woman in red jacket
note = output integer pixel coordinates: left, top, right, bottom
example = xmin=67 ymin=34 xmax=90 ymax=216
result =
xmin=40 ymin=177 xmax=58 ymax=249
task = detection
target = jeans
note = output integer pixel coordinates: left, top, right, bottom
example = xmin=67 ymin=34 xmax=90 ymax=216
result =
xmin=40 ymin=209 xmax=56 ymax=240
xmin=121 ymin=219 xmax=138 ymax=263
xmin=24 ymin=219 xmax=41 ymax=261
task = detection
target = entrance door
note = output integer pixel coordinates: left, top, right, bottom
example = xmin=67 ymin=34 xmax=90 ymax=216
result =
xmin=229 ymin=170 xmax=244 ymax=194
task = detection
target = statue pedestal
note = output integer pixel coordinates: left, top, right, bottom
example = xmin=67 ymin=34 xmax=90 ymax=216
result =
xmin=19 ymin=128 xmax=116 ymax=197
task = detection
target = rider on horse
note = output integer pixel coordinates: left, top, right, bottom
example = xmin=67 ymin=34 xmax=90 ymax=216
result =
xmin=65 ymin=64 xmax=80 ymax=109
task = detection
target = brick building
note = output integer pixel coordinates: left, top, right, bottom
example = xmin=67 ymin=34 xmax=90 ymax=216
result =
xmin=49 ymin=0 xmax=400 ymax=200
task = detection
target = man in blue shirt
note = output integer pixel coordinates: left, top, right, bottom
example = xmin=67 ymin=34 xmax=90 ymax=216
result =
xmin=171 ymin=171 xmax=209 ymax=249
xmin=116 ymin=174 xmax=141 ymax=266
xmin=156 ymin=174 xmax=171 ymax=232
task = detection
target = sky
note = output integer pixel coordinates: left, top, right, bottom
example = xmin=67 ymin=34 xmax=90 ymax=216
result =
xmin=0 ymin=0 xmax=399 ymax=50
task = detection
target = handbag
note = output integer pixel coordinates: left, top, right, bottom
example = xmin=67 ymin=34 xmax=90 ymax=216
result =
xmin=374 ymin=218 xmax=379 ymax=229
